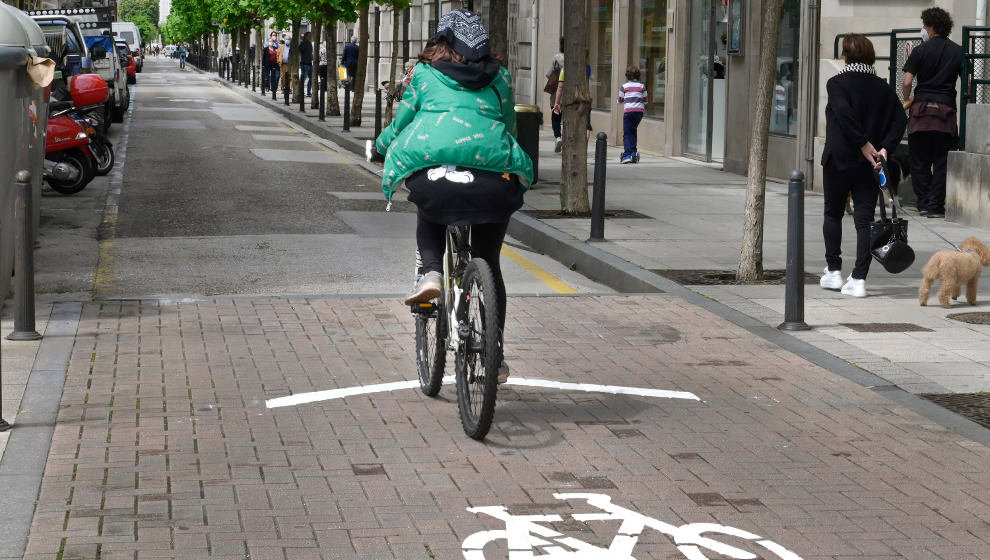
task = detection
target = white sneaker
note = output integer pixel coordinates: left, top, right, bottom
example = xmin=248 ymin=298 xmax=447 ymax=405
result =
xmin=840 ymin=276 xmax=867 ymax=298
xmin=820 ymin=268 xmax=843 ymax=290
xmin=554 ymin=137 xmax=563 ymax=153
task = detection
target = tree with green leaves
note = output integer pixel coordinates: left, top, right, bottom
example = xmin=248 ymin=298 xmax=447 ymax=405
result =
xmin=118 ymin=0 xmax=160 ymax=45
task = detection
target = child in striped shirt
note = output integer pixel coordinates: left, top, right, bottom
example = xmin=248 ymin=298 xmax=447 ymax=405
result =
xmin=618 ymin=65 xmax=647 ymax=163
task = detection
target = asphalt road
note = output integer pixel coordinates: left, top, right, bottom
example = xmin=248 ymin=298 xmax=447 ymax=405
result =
xmin=83 ymin=58 xmax=609 ymax=298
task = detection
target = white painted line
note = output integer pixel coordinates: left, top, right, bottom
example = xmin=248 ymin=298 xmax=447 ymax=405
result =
xmin=266 ymin=376 xmax=698 ymax=408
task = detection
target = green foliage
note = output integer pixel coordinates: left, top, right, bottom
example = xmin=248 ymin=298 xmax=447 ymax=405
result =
xmin=118 ymin=0 xmax=160 ymax=43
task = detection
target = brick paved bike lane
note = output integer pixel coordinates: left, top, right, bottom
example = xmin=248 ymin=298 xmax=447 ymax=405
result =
xmin=19 ymin=296 xmax=990 ymax=560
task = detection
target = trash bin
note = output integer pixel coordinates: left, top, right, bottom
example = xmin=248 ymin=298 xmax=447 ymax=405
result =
xmin=514 ymin=104 xmax=542 ymax=184
xmin=0 ymin=3 xmax=50 ymax=299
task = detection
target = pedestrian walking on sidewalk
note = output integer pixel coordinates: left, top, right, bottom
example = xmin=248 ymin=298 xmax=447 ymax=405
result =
xmin=374 ymin=9 xmax=533 ymax=383
xmin=618 ymin=65 xmax=647 ymax=164
xmin=902 ymin=7 xmax=962 ymax=219
xmin=544 ymin=41 xmax=564 ymax=152
xmin=263 ymin=33 xmax=279 ymax=94
xmin=820 ymin=34 xmax=907 ymax=298
xmin=341 ymin=36 xmax=359 ymax=90
xmin=299 ymin=31 xmax=314 ymax=97
xmin=277 ymin=35 xmax=292 ymax=96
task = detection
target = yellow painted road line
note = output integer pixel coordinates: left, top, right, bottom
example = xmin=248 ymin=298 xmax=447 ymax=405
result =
xmin=93 ymin=215 xmax=117 ymax=297
xmin=501 ymin=246 xmax=578 ymax=294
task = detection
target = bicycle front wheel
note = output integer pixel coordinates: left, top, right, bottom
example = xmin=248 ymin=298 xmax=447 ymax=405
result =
xmin=414 ymin=299 xmax=446 ymax=397
xmin=455 ymin=258 xmax=500 ymax=440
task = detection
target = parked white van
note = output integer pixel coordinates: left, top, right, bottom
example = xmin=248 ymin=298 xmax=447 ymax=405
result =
xmin=111 ymin=21 xmax=142 ymax=72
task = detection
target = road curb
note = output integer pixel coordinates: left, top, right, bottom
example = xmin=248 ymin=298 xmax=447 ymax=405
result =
xmin=201 ymin=64 xmax=990 ymax=447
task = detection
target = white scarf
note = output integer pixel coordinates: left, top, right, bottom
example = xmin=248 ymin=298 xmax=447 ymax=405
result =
xmin=838 ymin=62 xmax=877 ymax=76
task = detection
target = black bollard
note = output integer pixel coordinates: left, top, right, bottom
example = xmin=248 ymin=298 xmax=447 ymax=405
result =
xmin=272 ymin=69 xmax=278 ymax=100
xmin=374 ymin=88 xmax=382 ymax=138
xmin=299 ymin=67 xmax=306 ymax=113
xmin=319 ymin=70 xmax=326 ymax=121
xmin=8 ymin=171 xmax=41 ymax=341
xmin=778 ymin=170 xmax=811 ymax=331
xmin=0 ymin=332 xmax=7 ymax=431
xmin=343 ymin=84 xmax=351 ymax=132
xmin=284 ymin=72 xmax=290 ymax=106
xmin=588 ymin=132 xmax=608 ymax=242
xmin=252 ymin=64 xmax=257 ymax=92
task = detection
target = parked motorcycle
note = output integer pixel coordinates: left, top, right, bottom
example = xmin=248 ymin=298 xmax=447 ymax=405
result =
xmin=44 ymin=74 xmax=110 ymax=194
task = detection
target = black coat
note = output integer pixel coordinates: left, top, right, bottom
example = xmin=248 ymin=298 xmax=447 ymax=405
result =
xmin=822 ymin=70 xmax=907 ymax=171
xmin=341 ymin=42 xmax=358 ymax=69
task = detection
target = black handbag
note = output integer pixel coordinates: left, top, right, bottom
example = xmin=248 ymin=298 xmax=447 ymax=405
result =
xmin=870 ymin=188 xmax=915 ymax=274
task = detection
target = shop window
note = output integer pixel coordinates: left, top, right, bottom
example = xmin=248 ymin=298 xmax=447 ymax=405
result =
xmin=770 ymin=1 xmax=800 ymax=136
xmin=587 ymin=0 xmax=614 ymax=110
xmin=629 ymin=0 xmax=667 ymax=119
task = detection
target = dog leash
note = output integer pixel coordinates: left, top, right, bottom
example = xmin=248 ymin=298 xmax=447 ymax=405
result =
xmin=875 ymin=158 xmax=961 ymax=252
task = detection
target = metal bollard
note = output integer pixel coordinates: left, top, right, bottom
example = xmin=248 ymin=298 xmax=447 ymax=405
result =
xmin=319 ymin=72 xmax=326 ymax=121
xmin=8 ymin=171 xmax=41 ymax=341
xmin=778 ymin=170 xmax=811 ymax=331
xmin=374 ymin=88 xmax=382 ymax=138
xmin=252 ymin=64 xmax=256 ymax=92
xmin=588 ymin=132 xmax=608 ymax=241
xmin=0 ymin=334 xmax=8 ymax=430
xmin=284 ymin=75 xmax=290 ymax=106
xmin=271 ymin=70 xmax=278 ymax=100
xmin=299 ymin=67 xmax=306 ymax=113
xmin=343 ymin=84 xmax=351 ymax=132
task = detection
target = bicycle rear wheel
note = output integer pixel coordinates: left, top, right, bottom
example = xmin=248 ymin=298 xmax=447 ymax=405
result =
xmin=455 ymin=258 xmax=500 ymax=440
xmin=414 ymin=299 xmax=446 ymax=397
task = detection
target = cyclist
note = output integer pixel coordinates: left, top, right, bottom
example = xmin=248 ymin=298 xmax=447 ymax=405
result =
xmin=375 ymin=9 xmax=533 ymax=382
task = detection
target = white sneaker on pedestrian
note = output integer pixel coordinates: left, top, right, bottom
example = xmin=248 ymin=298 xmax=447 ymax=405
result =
xmin=404 ymin=271 xmax=442 ymax=305
xmin=820 ymin=267 xmax=843 ymax=290
xmin=554 ymin=137 xmax=563 ymax=153
xmin=840 ymin=276 xmax=867 ymax=298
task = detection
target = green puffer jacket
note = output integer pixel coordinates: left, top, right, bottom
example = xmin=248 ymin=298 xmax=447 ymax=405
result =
xmin=375 ymin=61 xmax=533 ymax=202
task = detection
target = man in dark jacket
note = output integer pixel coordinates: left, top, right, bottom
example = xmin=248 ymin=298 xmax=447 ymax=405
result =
xmin=341 ymin=36 xmax=359 ymax=90
xmin=902 ymin=7 xmax=962 ymax=218
xmin=299 ymin=31 xmax=314 ymax=97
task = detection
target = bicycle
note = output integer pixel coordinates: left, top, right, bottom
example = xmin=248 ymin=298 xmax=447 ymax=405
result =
xmin=411 ymin=225 xmax=501 ymax=440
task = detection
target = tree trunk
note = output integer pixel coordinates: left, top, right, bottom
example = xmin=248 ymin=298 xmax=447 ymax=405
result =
xmin=327 ymin=19 xmax=340 ymax=116
xmin=311 ymin=20 xmax=322 ymax=109
xmin=488 ymin=0 xmax=508 ymax=60
xmin=737 ymin=0 xmax=785 ymax=283
xmin=291 ymin=19 xmax=302 ymax=103
xmin=559 ymin=6 xmax=591 ymax=214
xmin=351 ymin=6 xmax=369 ymax=126
xmin=384 ymin=7 xmax=400 ymax=126
xmin=255 ymin=27 xmax=264 ymax=88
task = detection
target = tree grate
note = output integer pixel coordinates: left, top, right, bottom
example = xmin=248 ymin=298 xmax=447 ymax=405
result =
xmin=947 ymin=312 xmax=990 ymax=325
xmin=653 ymin=269 xmax=819 ymax=286
xmin=918 ymin=393 xmax=990 ymax=429
xmin=840 ymin=323 xmax=933 ymax=333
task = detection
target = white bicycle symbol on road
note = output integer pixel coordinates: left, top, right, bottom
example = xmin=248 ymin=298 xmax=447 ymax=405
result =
xmin=462 ymin=493 xmax=803 ymax=560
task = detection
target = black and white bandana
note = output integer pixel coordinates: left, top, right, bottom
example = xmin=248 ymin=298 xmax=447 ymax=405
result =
xmin=435 ymin=9 xmax=489 ymax=62
xmin=838 ymin=62 xmax=877 ymax=76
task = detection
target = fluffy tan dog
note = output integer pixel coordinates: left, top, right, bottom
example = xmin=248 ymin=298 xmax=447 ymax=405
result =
xmin=919 ymin=237 xmax=990 ymax=308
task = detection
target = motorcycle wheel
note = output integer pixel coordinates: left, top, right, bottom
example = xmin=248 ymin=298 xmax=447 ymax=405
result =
xmin=91 ymin=139 xmax=114 ymax=176
xmin=47 ymin=149 xmax=95 ymax=195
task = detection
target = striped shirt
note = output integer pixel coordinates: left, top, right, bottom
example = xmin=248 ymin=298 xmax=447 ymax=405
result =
xmin=618 ymin=81 xmax=647 ymax=113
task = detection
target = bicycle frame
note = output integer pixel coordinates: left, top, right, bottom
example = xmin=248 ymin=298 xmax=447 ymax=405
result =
xmin=442 ymin=225 xmax=472 ymax=347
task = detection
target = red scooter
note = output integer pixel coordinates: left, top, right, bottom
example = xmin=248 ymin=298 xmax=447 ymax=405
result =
xmin=44 ymin=74 xmax=108 ymax=195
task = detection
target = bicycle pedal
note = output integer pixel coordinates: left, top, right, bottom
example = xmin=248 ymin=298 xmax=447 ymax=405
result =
xmin=409 ymin=302 xmax=436 ymax=315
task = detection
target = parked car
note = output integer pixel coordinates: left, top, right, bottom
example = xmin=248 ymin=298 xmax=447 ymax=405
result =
xmin=31 ymin=14 xmax=92 ymax=79
xmin=162 ymin=44 xmax=176 ymax=58
xmin=84 ymin=34 xmax=129 ymax=124
xmin=112 ymin=21 xmax=143 ymax=72
xmin=116 ymin=40 xmax=136 ymax=85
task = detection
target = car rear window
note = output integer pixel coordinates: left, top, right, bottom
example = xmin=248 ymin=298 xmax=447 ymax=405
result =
xmin=120 ymin=31 xmax=134 ymax=44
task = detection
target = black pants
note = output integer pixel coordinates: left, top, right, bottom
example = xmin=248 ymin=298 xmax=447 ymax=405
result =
xmin=823 ymin=163 xmax=878 ymax=280
xmin=908 ymin=131 xmax=953 ymax=213
xmin=417 ymin=215 xmax=508 ymax=332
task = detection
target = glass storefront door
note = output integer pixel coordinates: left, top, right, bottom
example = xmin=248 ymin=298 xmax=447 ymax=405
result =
xmin=684 ymin=0 xmax=727 ymax=162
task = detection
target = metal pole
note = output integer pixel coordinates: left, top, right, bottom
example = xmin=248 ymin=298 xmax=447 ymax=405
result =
xmin=299 ymin=64 xmax=306 ymax=112
xmin=374 ymin=7 xmax=381 ymax=136
xmin=343 ymin=85 xmax=351 ymax=131
xmin=252 ymin=60 xmax=256 ymax=92
xmin=0 ymin=328 xmax=7 ymax=430
xmin=778 ymin=170 xmax=810 ymax=331
xmin=284 ymin=66 xmax=290 ymax=105
xmin=319 ymin=66 xmax=326 ymax=121
xmin=8 ymin=171 xmax=41 ymax=341
xmin=588 ymin=133 xmax=607 ymax=241
xmin=402 ymin=7 xmax=410 ymax=64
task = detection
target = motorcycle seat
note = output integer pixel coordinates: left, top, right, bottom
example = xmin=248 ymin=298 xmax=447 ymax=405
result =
xmin=49 ymin=100 xmax=74 ymax=112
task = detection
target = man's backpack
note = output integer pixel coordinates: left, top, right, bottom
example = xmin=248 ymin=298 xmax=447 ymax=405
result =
xmin=543 ymin=61 xmax=560 ymax=95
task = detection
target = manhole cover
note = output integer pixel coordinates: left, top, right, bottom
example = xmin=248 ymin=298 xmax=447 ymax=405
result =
xmin=522 ymin=209 xmax=653 ymax=219
xmin=918 ymin=393 xmax=990 ymax=429
xmin=652 ymin=269 xmax=819 ymax=286
xmin=946 ymin=312 xmax=990 ymax=325
xmin=840 ymin=323 xmax=933 ymax=333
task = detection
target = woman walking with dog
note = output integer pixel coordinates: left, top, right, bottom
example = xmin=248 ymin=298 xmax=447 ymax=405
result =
xmin=820 ymin=34 xmax=907 ymax=298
